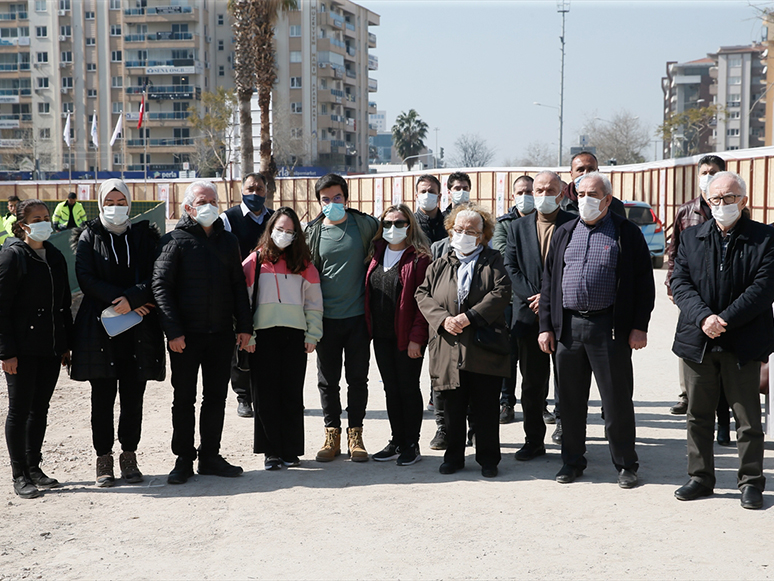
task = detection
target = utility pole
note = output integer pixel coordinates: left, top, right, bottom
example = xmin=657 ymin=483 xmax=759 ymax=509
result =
xmin=434 ymin=127 xmax=439 ymax=169
xmin=557 ymin=0 xmax=570 ymax=167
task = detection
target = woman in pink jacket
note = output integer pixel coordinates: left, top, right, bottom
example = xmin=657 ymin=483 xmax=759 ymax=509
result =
xmin=365 ymin=203 xmax=431 ymax=466
xmin=243 ymin=207 xmax=323 ymax=470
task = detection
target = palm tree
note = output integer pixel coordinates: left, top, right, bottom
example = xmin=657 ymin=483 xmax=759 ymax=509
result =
xmin=230 ymin=0 xmax=297 ymax=201
xmin=392 ymin=110 xmax=429 ymax=170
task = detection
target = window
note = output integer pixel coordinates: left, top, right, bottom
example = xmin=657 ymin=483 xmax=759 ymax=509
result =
xmin=59 ymin=0 xmax=70 ymax=10
xmin=35 ymin=26 xmax=47 ymax=38
xmin=218 ymin=40 xmax=224 ymax=51
xmin=113 ymin=152 xmax=123 ymax=165
xmin=728 ymin=76 xmax=742 ymax=85
xmin=60 ymin=51 xmax=72 ymax=62
xmin=59 ymin=25 xmax=71 ymax=37
xmin=112 ymin=102 xmax=123 ymax=114
xmin=728 ymin=56 xmax=742 ymax=67
xmin=290 ymin=25 xmax=301 ymax=37
xmin=85 ymin=11 xmax=94 ymax=19
xmin=291 ymin=102 xmax=302 ymax=113
xmin=62 ymin=102 xmax=73 ymax=114
xmin=729 ymin=111 xmax=741 ymax=119
xmin=727 ymin=128 xmax=740 ymax=136
xmin=36 ymin=52 xmax=47 ymax=63
xmin=217 ymin=14 xmax=224 ymax=25
xmin=728 ymin=99 xmax=741 ymax=108
xmin=38 ymin=102 xmax=50 ymax=114
xmin=87 ymin=89 xmax=96 ymax=98
xmin=291 ymin=128 xmax=303 ymax=139
xmin=110 ymin=25 xmax=121 ymax=36
xmin=111 ymin=76 xmax=122 ymax=88
xmin=320 ymin=103 xmax=328 ymax=114
xmin=86 ymin=63 xmax=96 ymax=72
xmin=111 ymin=50 xmax=122 ymax=62
xmin=290 ymin=77 xmax=302 ymax=88
xmin=218 ymin=65 xmax=224 ymax=77
xmin=39 ymin=128 xmax=50 ymax=139
xmin=85 ymin=37 xmax=95 ymax=46
xmin=109 ymin=0 xmax=120 ymax=9
xmin=37 ymin=77 xmax=49 ymax=88
xmin=290 ymin=51 xmax=302 ymax=63
xmin=61 ymin=77 xmax=72 ymax=88
xmin=35 ymin=0 xmax=46 ymax=11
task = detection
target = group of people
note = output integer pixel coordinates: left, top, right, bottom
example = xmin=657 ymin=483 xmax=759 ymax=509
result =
xmin=1 ymin=155 xmax=771 ymax=511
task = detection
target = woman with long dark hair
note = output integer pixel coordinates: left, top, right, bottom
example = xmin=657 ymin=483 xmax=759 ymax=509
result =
xmin=0 ymin=199 xmax=72 ymax=498
xmin=243 ymin=207 xmax=323 ymax=469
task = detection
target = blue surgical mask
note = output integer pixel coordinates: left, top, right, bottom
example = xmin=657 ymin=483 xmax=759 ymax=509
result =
xmin=574 ymin=175 xmax=584 ymax=189
xmin=243 ymin=194 xmax=266 ymax=213
xmin=514 ymin=194 xmax=534 ymax=215
xmin=322 ymin=202 xmax=346 ymax=222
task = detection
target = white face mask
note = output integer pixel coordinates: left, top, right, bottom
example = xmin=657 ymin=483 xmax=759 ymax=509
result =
xmin=271 ymin=228 xmax=295 ymax=249
xmin=514 ymin=194 xmax=534 ymax=215
xmin=25 ymin=221 xmax=53 ymax=242
xmin=534 ymin=195 xmax=559 ymax=215
xmin=417 ymin=193 xmax=439 ymax=212
xmin=192 ymin=203 xmax=218 ymax=228
xmin=102 ymin=205 xmax=129 ymax=226
xmin=383 ymin=226 xmax=408 ymax=245
xmin=578 ymin=196 xmax=604 ymax=223
xmin=711 ymin=202 xmax=740 ymax=228
xmin=451 ymin=190 xmax=470 ymax=205
xmin=699 ymin=174 xmax=711 ymax=193
xmin=451 ymin=231 xmax=478 ymax=255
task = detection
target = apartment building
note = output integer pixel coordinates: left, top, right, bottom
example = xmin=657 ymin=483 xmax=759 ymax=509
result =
xmin=661 ymin=58 xmax=714 ymax=158
xmin=0 ymin=0 xmax=234 ymax=178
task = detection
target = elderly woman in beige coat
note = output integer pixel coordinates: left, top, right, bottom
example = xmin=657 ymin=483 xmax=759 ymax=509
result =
xmin=416 ymin=204 xmax=511 ymax=477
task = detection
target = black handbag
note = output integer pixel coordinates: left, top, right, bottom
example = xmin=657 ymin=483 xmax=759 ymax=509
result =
xmin=473 ymin=323 xmax=511 ymax=355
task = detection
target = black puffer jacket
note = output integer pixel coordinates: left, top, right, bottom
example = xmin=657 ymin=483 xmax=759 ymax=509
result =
xmin=0 ymin=237 xmax=72 ymax=359
xmin=70 ymin=219 xmax=166 ymax=381
xmin=152 ymin=214 xmax=252 ymax=339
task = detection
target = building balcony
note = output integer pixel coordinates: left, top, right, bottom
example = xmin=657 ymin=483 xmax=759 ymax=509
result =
xmin=368 ymin=101 xmax=376 ymax=113
xmin=127 ymin=163 xmax=187 ymax=171
xmin=125 ymin=58 xmax=199 ymax=68
xmin=345 ymin=69 xmax=356 ymax=79
xmin=0 ymin=138 xmax=23 ymax=148
xmin=126 ymin=85 xmax=201 ymax=100
xmin=368 ymin=55 xmax=378 ymax=71
xmin=368 ymin=78 xmax=378 ymax=92
xmin=317 ymin=38 xmax=346 ymax=54
xmin=124 ymin=5 xmax=198 ymax=22
xmin=124 ymin=32 xmax=197 ymax=47
xmin=320 ymin=12 xmax=345 ymax=30
xmin=125 ymin=137 xmax=195 ymax=147
xmin=344 ymin=22 xmax=356 ymax=37
xmin=368 ymin=32 xmax=376 ymax=48
xmin=125 ymin=111 xmax=191 ymax=122
xmin=317 ymin=63 xmax=344 ymax=79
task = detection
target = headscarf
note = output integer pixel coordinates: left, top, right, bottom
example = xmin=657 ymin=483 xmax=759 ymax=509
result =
xmin=98 ymin=178 xmax=132 ymax=235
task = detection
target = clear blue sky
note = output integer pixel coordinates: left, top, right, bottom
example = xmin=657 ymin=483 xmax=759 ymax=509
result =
xmin=365 ymin=0 xmax=766 ymax=163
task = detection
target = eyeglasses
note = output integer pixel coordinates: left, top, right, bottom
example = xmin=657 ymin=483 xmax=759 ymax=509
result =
xmin=382 ymin=219 xmax=408 ymax=229
xmin=274 ymin=227 xmax=296 ymax=237
xmin=453 ymin=227 xmax=481 ymax=237
xmin=707 ymin=194 xmax=741 ymax=206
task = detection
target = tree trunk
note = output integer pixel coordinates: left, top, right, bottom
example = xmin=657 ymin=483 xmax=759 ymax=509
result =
xmin=239 ymin=90 xmax=254 ymax=179
xmin=258 ymin=86 xmax=276 ymax=204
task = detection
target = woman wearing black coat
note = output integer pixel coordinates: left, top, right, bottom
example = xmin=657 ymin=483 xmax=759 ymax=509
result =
xmin=71 ymin=179 xmax=165 ymax=487
xmin=0 ymin=199 xmax=72 ymax=499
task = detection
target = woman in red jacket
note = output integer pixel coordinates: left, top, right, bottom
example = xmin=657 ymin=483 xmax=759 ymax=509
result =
xmin=365 ymin=204 xmax=431 ymax=466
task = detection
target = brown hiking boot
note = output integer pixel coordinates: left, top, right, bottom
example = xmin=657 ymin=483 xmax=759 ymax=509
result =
xmin=347 ymin=427 xmax=369 ymax=462
xmin=119 ymin=451 xmax=143 ymax=484
xmin=96 ymin=454 xmax=115 ymax=488
xmin=315 ymin=427 xmax=341 ymax=462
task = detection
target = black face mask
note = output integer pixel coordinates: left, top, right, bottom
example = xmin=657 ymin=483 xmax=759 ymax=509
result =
xmin=243 ymin=194 xmax=265 ymax=213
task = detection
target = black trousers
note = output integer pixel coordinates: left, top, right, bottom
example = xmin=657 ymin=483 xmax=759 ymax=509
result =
xmin=230 ymin=346 xmax=252 ymax=405
xmin=518 ymin=324 xmax=554 ymax=444
xmin=316 ymin=315 xmax=370 ymax=429
xmin=373 ymin=337 xmax=424 ymax=447
xmin=169 ymin=331 xmax=234 ymax=462
xmin=250 ymin=327 xmax=307 ymax=459
xmin=499 ymin=333 xmax=519 ymax=407
xmin=683 ymin=352 xmax=765 ymax=490
xmin=556 ymin=311 xmax=638 ymax=472
xmin=90 ymin=357 xmax=147 ymax=457
xmin=4 ymin=356 xmax=60 ymax=478
xmin=443 ymin=370 xmax=501 ymax=468
xmin=678 ymin=358 xmax=731 ymax=427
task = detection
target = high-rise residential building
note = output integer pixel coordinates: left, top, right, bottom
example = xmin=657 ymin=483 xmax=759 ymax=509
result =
xmin=661 ymin=58 xmax=714 ymax=158
xmin=272 ymin=0 xmax=379 ymax=174
xmin=0 ymin=0 xmax=236 ymax=178
xmin=708 ymin=44 xmax=766 ymax=152
xmin=369 ymin=109 xmax=386 ymax=132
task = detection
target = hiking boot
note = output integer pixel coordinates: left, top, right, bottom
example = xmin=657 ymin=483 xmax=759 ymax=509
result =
xmin=198 ymin=455 xmax=243 ymax=477
xmin=429 ymin=428 xmax=447 ymax=450
xmin=96 ymin=454 xmax=115 ymax=488
xmin=167 ymin=457 xmax=194 ymax=484
xmin=118 ymin=451 xmax=143 ymax=483
xmin=347 ymin=427 xmax=369 ymax=462
xmin=29 ymin=466 xmax=59 ymax=489
xmin=372 ymin=441 xmax=400 ymax=462
xmin=13 ymin=475 xmax=40 ymax=499
xmin=315 ymin=427 xmax=342 ymax=462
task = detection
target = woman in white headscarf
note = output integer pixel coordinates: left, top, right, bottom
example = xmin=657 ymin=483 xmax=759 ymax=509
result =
xmin=71 ymin=179 xmax=165 ymax=487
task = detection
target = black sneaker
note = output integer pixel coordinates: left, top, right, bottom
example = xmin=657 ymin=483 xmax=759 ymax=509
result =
xmin=397 ymin=443 xmax=421 ymax=466
xmin=264 ymin=455 xmax=282 ymax=471
xmin=167 ymin=457 xmax=194 ymax=485
xmin=29 ymin=466 xmax=60 ymax=489
xmin=372 ymin=441 xmax=400 ymax=462
xmin=198 ymin=455 xmax=243 ymax=477
xmin=282 ymin=456 xmax=301 ymax=467
xmin=429 ymin=429 xmax=447 ymax=450
xmin=13 ymin=475 xmax=40 ymax=499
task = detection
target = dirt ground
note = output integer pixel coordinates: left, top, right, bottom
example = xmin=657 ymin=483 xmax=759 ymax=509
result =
xmin=1 ymin=268 xmax=773 ymax=580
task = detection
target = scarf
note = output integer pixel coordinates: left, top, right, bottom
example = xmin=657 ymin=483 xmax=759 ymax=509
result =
xmin=455 ymin=244 xmax=483 ymax=307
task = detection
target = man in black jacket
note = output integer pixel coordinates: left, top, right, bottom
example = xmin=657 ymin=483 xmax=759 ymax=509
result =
xmin=413 ymin=174 xmax=446 ymax=245
xmin=561 ymin=151 xmax=626 ymax=219
xmin=671 ymin=172 xmax=774 ymax=510
xmin=153 ymin=181 xmax=253 ymax=485
xmin=220 ymin=172 xmax=274 ymax=418
xmin=504 ymin=171 xmax=573 ymax=459
xmin=539 ymin=172 xmax=654 ymax=488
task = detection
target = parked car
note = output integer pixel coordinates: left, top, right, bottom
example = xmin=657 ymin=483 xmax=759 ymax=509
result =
xmin=624 ymin=201 xmax=665 ymax=268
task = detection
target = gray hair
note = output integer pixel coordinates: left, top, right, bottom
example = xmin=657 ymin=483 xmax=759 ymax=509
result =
xmin=534 ymin=170 xmax=562 ymax=185
xmin=181 ymin=180 xmax=218 ymax=211
xmin=578 ymin=171 xmax=612 ymax=196
xmin=455 ymin=209 xmax=484 ymax=229
xmin=708 ymin=171 xmax=747 ymax=198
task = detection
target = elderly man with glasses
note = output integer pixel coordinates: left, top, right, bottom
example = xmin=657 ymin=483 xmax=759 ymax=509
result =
xmin=671 ymin=171 xmax=774 ymax=510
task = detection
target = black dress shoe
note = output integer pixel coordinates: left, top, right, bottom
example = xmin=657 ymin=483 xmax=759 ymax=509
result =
xmin=617 ymin=468 xmax=638 ymax=489
xmin=237 ymin=401 xmax=253 ymax=418
xmin=514 ymin=441 xmax=546 ymax=461
xmin=167 ymin=457 xmax=194 ymax=485
xmin=13 ymin=476 xmax=40 ymax=499
xmin=555 ymin=464 xmax=583 ymax=484
xmin=198 ymin=455 xmax=243 ymax=477
xmin=670 ymin=400 xmax=688 ymax=415
xmin=481 ymin=465 xmax=498 ymax=478
xmin=439 ymin=461 xmax=463 ymax=475
xmin=740 ymin=485 xmax=763 ymax=510
xmin=717 ymin=424 xmax=731 ymax=446
xmin=674 ymin=479 xmax=713 ymax=501
xmin=551 ymin=422 xmax=563 ymax=444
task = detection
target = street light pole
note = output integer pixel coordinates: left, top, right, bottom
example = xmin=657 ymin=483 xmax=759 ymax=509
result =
xmin=434 ymin=127 xmax=439 ymax=169
xmin=557 ymin=0 xmax=570 ymax=167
